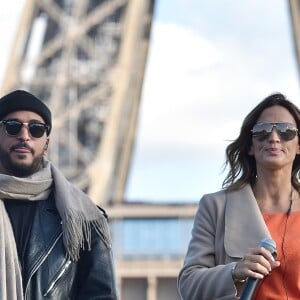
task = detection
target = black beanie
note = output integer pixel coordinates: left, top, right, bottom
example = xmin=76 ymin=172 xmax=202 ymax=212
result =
xmin=0 ymin=90 xmax=52 ymax=134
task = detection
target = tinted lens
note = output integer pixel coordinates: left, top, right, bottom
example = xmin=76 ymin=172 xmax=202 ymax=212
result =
xmin=251 ymin=123 xmax=273 ymax=140
xmin=5 ymin=121 xmax=23 ymax=135
xmin=28 ymin=123 xmax=46 ymax=138
xmin=252 ymin=122 xmax=298 ymax=141
xmin=275 ymin=123 xmax=298 ymax=141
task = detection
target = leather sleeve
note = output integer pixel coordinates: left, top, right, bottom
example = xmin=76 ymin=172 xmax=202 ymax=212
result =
xmin=76 ymin=224 xmax=118 ymax=300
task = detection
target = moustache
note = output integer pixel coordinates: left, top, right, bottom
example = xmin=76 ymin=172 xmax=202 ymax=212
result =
xmin=10 ymin=142 xmax=34 ymax=154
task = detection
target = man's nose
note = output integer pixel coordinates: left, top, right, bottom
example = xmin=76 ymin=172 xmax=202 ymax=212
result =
xmin=17 ymin=124 xmax=31 ymax=140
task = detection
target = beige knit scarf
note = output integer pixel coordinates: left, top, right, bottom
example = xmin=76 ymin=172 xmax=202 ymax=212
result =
xmin=0 ymin=159 xmax=111 ymax=300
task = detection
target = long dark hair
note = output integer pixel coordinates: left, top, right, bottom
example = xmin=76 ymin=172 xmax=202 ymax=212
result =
xmin=222 ymin=93 xmax=300 ymax=191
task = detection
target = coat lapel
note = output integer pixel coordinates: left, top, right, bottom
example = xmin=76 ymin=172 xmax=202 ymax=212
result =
xmin=224 ymin=184 xmax=271 ymax=258
xmin=24 ymin=197 xmax=62 ymax=285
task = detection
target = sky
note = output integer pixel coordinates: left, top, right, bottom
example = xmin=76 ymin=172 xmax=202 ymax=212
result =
xmin=126 ymin=0 xmax=300 ymax=202
xmin=0 ymin=0 xmax=299 ymax=203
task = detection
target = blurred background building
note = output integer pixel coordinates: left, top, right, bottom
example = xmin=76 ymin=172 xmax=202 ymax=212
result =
xmin=1 ymin=0 xmax=300 ymax=299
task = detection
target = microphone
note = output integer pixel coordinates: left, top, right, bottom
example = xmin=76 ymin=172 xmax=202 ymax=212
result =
xmin=240 ymin=238 xmax=277 ymax=300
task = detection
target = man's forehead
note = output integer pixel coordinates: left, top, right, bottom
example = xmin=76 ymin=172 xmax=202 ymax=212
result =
xmin=2 ymin=110 xmax=45 ymax=122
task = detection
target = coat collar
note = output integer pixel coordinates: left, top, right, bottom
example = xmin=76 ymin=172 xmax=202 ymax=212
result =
xmin=224 ymin=184 xmax=271 ymax=258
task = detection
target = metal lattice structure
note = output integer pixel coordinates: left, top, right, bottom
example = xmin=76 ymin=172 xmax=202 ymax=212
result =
xmin=1 ymin=2 xmax=197 ymax=299
xmin=289 ymin=0 xmax=300 ymax=77
xmin=1 ymin=0 xmax=155 ymax=205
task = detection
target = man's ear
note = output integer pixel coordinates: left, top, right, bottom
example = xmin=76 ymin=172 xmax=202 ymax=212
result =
xmin=43 ymin=139 xmax=49 ymax=153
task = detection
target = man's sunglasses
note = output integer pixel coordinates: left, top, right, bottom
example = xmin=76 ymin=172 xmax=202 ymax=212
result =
xmin=0 ymin=120 xmax=50 ymax=138
xmin=251 ymin=122 xmax=298 ymax=141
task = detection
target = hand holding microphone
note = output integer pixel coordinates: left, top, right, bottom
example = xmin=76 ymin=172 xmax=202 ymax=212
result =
xmin=233 ymin=238 xmax=280 ymax=300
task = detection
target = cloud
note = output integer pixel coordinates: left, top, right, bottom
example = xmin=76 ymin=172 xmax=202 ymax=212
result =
xmin=138 ymin=22 xmax=226 ymax=149
xmin=137 ymin=20 xmax=299 ymax=157
xmin=127 ymin=9 xmax=300 ymax=200
xmin=149 ymin=22 xmax=222 ymax=71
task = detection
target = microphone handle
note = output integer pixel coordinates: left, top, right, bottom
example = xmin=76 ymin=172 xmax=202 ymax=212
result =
xmin=240 ymin=238 xmax=276 ymax=299
xmin=240 ymin=277 xmax=260 ymax=300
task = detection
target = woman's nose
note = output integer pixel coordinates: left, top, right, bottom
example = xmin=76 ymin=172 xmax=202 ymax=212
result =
xmin=268 ymin=127 xmax=280 ymax=141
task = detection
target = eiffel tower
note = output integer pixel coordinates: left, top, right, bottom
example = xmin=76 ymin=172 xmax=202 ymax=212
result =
xmin=6 ymin=1 xmax=298 ymax=300
xmin=1 ymin=0 xmax=154 ymax=206
xmin=1 ymin=1 xmax=197 ymax=299
xmin=289 ymin=0 xmax=300 ymax=75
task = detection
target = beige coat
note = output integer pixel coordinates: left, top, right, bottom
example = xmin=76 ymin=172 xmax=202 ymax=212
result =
xmin=178 ymin=184 xmax=272 ymax=300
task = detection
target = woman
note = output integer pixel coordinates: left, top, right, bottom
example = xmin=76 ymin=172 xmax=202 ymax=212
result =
xmin=177 ymin=93 xmax=300 ymax=299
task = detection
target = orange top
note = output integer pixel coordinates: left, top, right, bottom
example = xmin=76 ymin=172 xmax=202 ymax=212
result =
xmin=253 ymin=212 xmax=300 ymax=299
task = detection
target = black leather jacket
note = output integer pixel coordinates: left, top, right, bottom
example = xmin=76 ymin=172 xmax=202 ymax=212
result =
xmin=21 ymin=196 xmax=118 ymax=300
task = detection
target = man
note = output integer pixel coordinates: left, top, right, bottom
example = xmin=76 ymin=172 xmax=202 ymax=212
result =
xmin=0 ymin=90 xmax=118 ymax=299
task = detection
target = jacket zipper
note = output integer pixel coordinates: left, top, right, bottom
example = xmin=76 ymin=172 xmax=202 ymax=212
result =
xmin=24 ymin=232 xmax=63 ymax=300
xmin=43 ymin=259 xmax=72 ymax=297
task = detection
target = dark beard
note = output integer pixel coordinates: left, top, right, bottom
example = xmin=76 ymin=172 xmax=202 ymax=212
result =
xmin=0 ymin=144 xmax=43 ymax=177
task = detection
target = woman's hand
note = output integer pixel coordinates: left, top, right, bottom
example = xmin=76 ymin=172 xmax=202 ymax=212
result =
xmin=232 ymin=246 xmax=280 ymax=281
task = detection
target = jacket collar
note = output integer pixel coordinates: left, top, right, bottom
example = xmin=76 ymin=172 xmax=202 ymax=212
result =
xmin=224 ymin=184 xmax=271 ymax=258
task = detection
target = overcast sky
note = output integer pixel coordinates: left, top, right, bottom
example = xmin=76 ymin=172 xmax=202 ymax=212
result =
xmin=0 ymin=1 xmax=299 ymax=202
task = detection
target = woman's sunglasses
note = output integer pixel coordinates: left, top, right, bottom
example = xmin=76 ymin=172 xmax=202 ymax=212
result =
xmin=0 ymin=120 xmax=50 ymax=138
xmin=251 ymin=122 xmax=298 ymax=141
